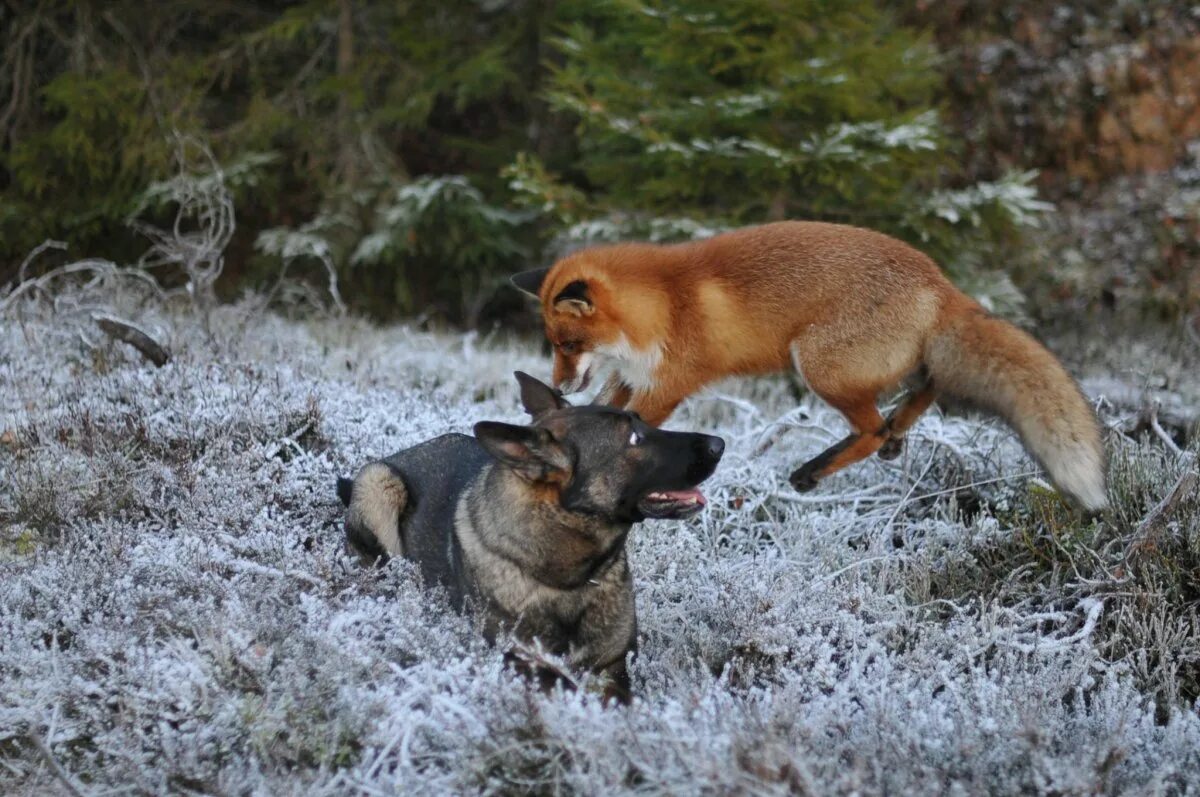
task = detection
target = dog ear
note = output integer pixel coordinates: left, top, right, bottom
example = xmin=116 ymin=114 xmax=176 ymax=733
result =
xmin=552 ymin=279 xmax=594 ymax=317
xmin=511 ymin=268 xmax=550 ymax=299
xmin=474 ymin=422 xmax=572 ymax=484
xmin=514 ymin=371 xmax=569 ymax=418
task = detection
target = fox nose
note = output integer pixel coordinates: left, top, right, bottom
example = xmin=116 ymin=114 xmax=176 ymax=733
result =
xmin=704 ymin=435 xmax=725 ymax=462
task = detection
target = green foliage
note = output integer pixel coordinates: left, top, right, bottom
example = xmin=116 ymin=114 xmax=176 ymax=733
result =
xmin=1 ymin=0 xmax=1052 ymax=321
xmin=548 ymin=0 xmax=941 ymax=215
xmin=134 ymin=151 xmax=281 ymax=217
xmin=353 ymin=177 xmax=527 ymax=270
xmin=257 ymin=175 xmax=530 ymax=322
xmin=526 ymin=0 xmax=1047 ymax=275
xmin=2 ymin=67 xmax=172 ymax=260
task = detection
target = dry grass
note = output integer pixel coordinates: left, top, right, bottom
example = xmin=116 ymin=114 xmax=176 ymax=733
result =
xmin=1 ymin=289 xmax=1198 ymax=795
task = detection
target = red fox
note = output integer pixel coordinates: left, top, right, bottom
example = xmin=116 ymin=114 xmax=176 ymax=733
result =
xmin=512 ymin=221 xmax=1107 ymax=510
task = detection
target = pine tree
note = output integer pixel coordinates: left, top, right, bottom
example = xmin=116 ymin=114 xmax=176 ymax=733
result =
xmin=510 ymin=0 xmax=1049 ymax=282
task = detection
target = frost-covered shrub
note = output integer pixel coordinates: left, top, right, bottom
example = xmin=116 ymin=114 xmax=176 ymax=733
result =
xmin=1 ymin=290 xmax=1198 ymax=794
xmin=505 ymin=0 xmax=1052 ymax=285
xmin=257 ymin=175 xmax=531 ymax=326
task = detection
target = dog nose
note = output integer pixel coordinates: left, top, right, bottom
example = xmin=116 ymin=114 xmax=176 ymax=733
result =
xmin=705 ymin=435 xmax=725 ymax=461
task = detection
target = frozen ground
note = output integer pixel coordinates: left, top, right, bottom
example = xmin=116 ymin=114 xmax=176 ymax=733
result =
xmin=2 ymin=293 xmax=1199 ymax=795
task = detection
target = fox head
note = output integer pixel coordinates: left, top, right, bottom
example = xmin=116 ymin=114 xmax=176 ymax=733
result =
xmin=511 ymin=266 xmax=623 ymax=394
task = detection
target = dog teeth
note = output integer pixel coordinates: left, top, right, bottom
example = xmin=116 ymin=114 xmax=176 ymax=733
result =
xmin=646 ymin=492 xmax=701 ymax=503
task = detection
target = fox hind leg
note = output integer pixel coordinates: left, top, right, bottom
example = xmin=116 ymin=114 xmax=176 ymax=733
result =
xmin=789 ymin=327 xmax=928 ymax=482
xmin=790 ymin=398 xmax=889 ymax=491
xmin=877 ymin=381 xmax=938 ymax=460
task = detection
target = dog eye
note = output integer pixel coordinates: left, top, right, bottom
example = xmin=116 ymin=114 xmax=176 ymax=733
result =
xmin=628 ymin=431 xmax=642 ymax=446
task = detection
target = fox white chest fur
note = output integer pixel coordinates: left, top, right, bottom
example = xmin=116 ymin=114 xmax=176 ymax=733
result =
xmin=595 ymin=335 xmax=663 ymax=392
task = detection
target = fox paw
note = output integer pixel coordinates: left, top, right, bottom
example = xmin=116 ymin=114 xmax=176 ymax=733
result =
xmin=789 ymin=465 xmax=819 ymax=492
xmin=877 ymin=436 xmax=904 ymax=460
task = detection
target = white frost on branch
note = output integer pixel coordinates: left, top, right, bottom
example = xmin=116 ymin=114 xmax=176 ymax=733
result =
xmin=924 ymin=170 xmax=1056 ymax=227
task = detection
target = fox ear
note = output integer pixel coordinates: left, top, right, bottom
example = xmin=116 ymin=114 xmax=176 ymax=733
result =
xmin=514 ymin=371 xmax=569 ymax=417
xmin=552 ymin=279 xmax=593 ymax=317
xmin=474 ymin=422 xmax=572 ymax=484
xmin=511 ymin=268 xmax=550 ymax=299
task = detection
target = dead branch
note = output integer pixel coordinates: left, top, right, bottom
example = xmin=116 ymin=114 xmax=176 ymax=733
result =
xmin=30 ymin=735 xmax=88 ymax=797
xmin=128 ymin=135 xmax=236 ymax=320
xmin=1125 ymin=461 xmax=1199 ymax=561
xmin=1 ymin=256 xmax=165 ymax=315
xmin=16 ymin=238 xmax=67 ymax=283
xmin=93 ymin=313 xmax=170 ymax=367
xmin=503 ymin=644 xmax=580 ymax=697
xmin=1084 ymin=376 xmax=1197 ymax=445
xmin=0 ymin=11 xmax=41 ymax=143
xmin=1147 ymin=404 xmax=1183 ymax=456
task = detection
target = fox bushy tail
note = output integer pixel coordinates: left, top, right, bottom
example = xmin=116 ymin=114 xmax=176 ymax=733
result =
xmin=924 ymin=306 xmax=1107 ymax=510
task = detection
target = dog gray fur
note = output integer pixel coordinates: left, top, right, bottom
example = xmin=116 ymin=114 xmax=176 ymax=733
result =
xmin=336 ymin=371 xmax=724 ymax=702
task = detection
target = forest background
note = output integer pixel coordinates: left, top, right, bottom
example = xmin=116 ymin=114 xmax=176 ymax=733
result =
xmin=3 ymin=0 xmax=1198 ymax=329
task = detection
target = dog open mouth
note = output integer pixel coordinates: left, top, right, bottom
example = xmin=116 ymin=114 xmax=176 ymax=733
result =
xmin=637 ymin=487 xmax=707 ymax=519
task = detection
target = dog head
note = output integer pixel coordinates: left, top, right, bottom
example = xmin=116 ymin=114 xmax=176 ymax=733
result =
xmin=473 ymin=372 xmax=724 ymax=523
xmin=511 ymin=264 xmax=627 ymax=394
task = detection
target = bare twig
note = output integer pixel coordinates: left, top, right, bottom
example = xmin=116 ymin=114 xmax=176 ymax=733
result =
xmin=0 ymin=10 xmax=43 ymax=142
xmin=263 ymin=421 xmax=314 ymax=462
xmin=30 ymin=735 xmax=88 ymax=797
xmin=1125 ymin=462 xmax=1199 ymax=561
xmin=129 ymin=135 xmax=236 ymax=333
xmin=880 ymin=451 xmax=938 ymax=531
xmin=1 ymin=257 xmax=165 ymax=314
xmin=503 ymin=643 xmax=580 ymax=696
xmin=263 ymin=247 xmax=346 ymax=317
xmin=1148 ymin=403 xmax=1183 ymax=456
xmin=1085 ymin=377 xmax=1197 ymax=445
xmin=15 ymin=238 xmax=67 ymax=284
xmin=93 ymin=313 xmax=170 ymax=367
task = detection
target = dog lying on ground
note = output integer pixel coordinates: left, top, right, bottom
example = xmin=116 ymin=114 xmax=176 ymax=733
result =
xmin=336 ymin=371 xmax=724 ymax=701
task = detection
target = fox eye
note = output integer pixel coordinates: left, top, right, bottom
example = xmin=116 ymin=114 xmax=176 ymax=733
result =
xmin=560 ymin=341 xmax=580 ymax=355
xmin=628 ymin=431 xmax=642 ymax=446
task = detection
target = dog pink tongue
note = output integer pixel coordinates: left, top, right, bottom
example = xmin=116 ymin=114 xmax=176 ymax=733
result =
xmin=649 ymin=488 xmax=706 ymax=505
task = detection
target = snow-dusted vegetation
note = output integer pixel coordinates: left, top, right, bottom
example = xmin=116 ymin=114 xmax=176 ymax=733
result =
xmin=2 ymin=288 xmax=1198 ymax=795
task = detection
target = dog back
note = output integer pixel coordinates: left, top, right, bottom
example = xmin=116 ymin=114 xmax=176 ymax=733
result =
xmin=379 ymin=433 xmax=492 ymax=609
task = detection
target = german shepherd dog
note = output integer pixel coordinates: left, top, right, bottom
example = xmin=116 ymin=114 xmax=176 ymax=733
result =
xmin=336 ymin=371 xmax=724 ymax=701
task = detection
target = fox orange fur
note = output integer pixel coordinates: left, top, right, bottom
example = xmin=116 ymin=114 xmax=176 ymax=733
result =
xmin=512 ymin=221 xmax=1107 ymax=510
